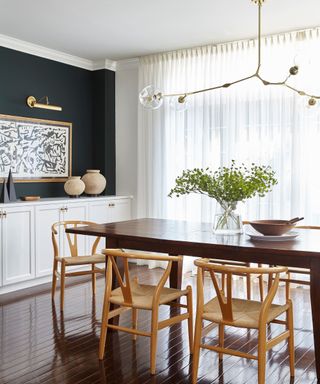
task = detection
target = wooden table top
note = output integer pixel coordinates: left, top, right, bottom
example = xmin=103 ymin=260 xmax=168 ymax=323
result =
xmin=66 ymin=218 xmax=320 ymax=259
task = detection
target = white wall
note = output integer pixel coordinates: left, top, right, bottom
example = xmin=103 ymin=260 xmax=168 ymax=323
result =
xmin=115 ymin=59 xmax=139 ymax=217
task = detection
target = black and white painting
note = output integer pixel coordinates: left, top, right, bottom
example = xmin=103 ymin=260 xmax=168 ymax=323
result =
xmin=0 ymin=115 xmax=71 ymax=180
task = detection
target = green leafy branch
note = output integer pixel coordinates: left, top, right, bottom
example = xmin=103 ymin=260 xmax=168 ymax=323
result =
xmin=168 ymin=160 xmax=277 ymax=206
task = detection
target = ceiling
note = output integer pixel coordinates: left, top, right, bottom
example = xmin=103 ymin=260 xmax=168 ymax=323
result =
xmin=0 ymin=0 xmax=319 ymax=61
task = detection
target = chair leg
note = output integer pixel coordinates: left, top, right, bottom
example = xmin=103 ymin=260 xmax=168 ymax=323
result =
xmin=99 ymin=299 xmax=110 ymax=360
xmin=192 ymin=312 xmax=203 ymax=384
xmin=258 ymin=275 xmax=264 ymax=301
xmin=150 ymin=309 xmax=159 ymax=374
xmin=187 ymin=287 xmax=194 ymax=354
xmin=246 ymin=273 xmax=251 ymax=300
xmin=92 ymin=263 xmax=96 ymax=295
xmin=219 ymin=324 xmax=224 ymax=360
xmin=287 ymin=303 xmax=295 ymax=377
xmin=51 ymin=259 xmax=58 ymax=300
xmin=258 ymin=324 xmax=267 ymax=384
xmin=132 ymin=308 xmax=138 ymax=341
xmin=60 ymin=262 xmax=66 ymax=312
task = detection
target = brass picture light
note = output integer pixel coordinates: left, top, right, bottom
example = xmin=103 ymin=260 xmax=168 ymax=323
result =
xmin=26 ymin=96 xmax=62 ymax=111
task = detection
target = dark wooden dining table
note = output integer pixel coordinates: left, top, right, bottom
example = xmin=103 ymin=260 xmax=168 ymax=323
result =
xmin=66 ymin=217 xmax=320 ymax=379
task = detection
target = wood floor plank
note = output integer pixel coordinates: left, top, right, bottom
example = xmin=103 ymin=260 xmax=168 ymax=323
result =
xmin=0 ymin=265 xmax=316 ymax=384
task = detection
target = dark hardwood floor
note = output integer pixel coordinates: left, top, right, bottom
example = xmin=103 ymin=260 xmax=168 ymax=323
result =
xmin=0 ymin=265 xmax=316 ymax=384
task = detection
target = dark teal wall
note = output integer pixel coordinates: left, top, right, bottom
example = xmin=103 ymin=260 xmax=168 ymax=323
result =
xmin=0 ymin=46 xmax=115 ymax=197
xmin=92 ymin=69 xmax=115 ymax=195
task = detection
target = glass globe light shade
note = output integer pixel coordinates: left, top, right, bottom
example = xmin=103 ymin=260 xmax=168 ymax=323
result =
xmin=139 ymin=85 xmax=163 ymax=110
xmin=170 ymin=95 xmax=189 ymax=112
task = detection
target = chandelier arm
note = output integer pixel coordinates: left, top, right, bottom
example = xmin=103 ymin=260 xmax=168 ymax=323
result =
xmin=256 ymin=73 xmax=290 ymax=86
xmin=140 ymin=0 xmax=320 ymax=109
xmin=162 ymin=73 xmax=256 ymax=98
xmin=283 ymin=84 xmax=320 ymax=100
xmin=257 ymin=1 xmax=262 ymax=70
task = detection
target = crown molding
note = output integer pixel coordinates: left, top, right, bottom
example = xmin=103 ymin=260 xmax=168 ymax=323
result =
xmin=92 ymin=59 xmax=117 ymax=72
xmin=0 ymin=33 xmax=119 ymax=72
xmin=0 ymin=34 xmax=96 ymax=70
xmin=116 ymin=58 xmax=139 ymax=70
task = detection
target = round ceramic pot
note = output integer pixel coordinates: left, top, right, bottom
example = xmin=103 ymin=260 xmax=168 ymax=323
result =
xmin=64 ymin=176 xmax=85 ymax=198
xmin=82 ymin=169 xmax=106 ymax=196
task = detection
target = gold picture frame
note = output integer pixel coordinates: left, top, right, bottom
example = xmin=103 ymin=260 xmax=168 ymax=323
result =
xmin=0 ymin=114 xmax=72 ymax=183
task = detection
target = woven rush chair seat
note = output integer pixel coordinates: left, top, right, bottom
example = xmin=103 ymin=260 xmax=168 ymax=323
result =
xmin=192 ymin=259 xmax=295 ymax=384
xmin=99 ymin=249 xmax=193 ymax=375
xmin=56 ymin=254 xmax=105 ymax=265
xmin=51 ymin=220 xmax=104 ymax=312
xmin=110 ymin=279 xmax=189 ymax=310
xmin=203 ymin=297 xmax=289 ymax=329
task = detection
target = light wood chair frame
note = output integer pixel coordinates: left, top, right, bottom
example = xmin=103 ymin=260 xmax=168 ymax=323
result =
xmin=192 ymin=260 xmax=294 ymax=384
xmin=241 ymin=222 xmax=317 ymax=289
xmin=51 ymin=220 xmax=104 ymax=311
xmin=275 ymin=225 xmax=319 ymax=286
xmin=245 ymin=224 xmax=319 ymax=287
xmin=210 ymin=221 xmax=266 ymax=301
xmin=208 ymin=258 xmax=265 ymax=301
xmin=98 ymin=249 xmax=193 ymax=375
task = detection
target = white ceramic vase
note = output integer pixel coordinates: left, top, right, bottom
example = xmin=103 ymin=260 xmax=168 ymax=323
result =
xmin=82 ymin=169 xmax=106 ymax=196
xmin=64 ymin=176 xmax=85 ymax=198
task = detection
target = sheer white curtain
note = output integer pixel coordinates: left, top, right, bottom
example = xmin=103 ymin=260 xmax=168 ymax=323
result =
xmin=137 ymin=29 xmax=320 ymax=270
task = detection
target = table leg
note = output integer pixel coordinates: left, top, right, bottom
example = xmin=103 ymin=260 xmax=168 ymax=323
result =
xmin=310 ymin=259 xmax=320 ymax=380
xmin=169 ymin=256 xmax=183 ymax=290
xmin=105 ymin=237 xmax=122 ymax=326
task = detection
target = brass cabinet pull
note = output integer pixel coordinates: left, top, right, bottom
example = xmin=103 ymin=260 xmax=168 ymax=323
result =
xmin=2 ymin=211 xmax=7 ymax=218
xmin=108 ymin=203 xmax=115 ymax=207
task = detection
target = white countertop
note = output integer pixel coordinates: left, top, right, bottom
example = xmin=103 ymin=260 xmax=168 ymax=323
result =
xmin=0 ymin=195 xmax=133 ymax=207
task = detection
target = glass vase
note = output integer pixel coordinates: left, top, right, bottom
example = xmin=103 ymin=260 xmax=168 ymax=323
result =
xmin=213 ymin=202 xmax=243 ymax=235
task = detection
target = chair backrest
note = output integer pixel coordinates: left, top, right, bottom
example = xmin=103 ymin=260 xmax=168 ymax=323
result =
xmin=194 ymin=259 xmax=288 ymax=324
xmin=51 ymin=220 xmax=101 ymax=258
xmin=102 ymin=249 xmax=182 ymax=307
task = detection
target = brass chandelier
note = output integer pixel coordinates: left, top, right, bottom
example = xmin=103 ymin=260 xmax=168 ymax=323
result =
xmin=139 ymin=0 xmax=320 ymax=110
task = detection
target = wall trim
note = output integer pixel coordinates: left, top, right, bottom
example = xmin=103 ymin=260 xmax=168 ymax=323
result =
xmin=0 ymin=33 xmax=117 ymax=72
xmin=92 ymin=59 xmax=117 ymax=72
xmin=117 ymin=58 xmax=139 ymax=70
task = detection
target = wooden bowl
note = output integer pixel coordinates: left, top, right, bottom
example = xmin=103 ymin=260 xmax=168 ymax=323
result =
xmin=248 ymin=220 xmax=296 ymax=236
xmin=20 ymin=196 xmax=40 ymax=201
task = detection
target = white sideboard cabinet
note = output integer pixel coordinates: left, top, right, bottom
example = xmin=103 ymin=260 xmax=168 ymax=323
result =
xmin=0 ymin=195 xmax=132 ymax=295
xmin=1 ymin=205 xmax=35 ymax=286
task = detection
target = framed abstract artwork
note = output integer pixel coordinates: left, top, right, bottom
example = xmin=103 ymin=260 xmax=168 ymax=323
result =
xmin=0 ymin=114 xmax=72 ymax=182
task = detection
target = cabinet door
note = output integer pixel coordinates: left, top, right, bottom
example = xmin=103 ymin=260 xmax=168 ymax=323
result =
xmin=88 ymin=200 xmax=110 ymax=254
xmin=2 ymin=206 xmax=35 ymax=285
xmin=109 ymin=198 xmax=132 ymax=222
xmin=88 ymin=200 xmax=110 ymax=224
xmin=88 ymin=198 xmax=131 ymax=254
xmin=63 ymin=203 xmax=88 ymax=257
xmin=35 ymin=204 xmax=62 ymax=277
